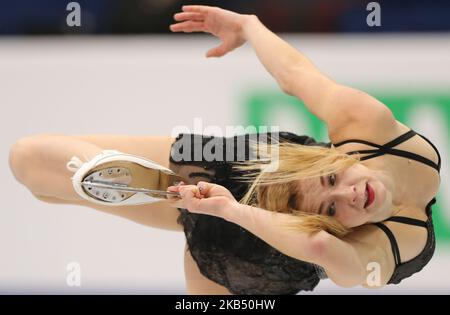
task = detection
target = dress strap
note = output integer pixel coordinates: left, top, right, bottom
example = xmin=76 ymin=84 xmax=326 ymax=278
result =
xmin=333 ymin=130 xmax=416 ymax=148
xmin=374 ymin=214 xmax=429 ymax=267
xmin=333 ymin=130 xmax=440 ymax=172
xmin=374 ymin=222 xmax=402 ymax=266
xmin=384 ymin=216 xmax=428 ymax=227
xmin=417 ymin=133 xmax=442 ymax=171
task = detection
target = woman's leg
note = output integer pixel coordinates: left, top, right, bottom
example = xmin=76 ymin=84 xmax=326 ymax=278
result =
xmin=183 ymin=244 xmax=232 ymax=295
xmin=9 ymin=133 xmax=183 ymax=231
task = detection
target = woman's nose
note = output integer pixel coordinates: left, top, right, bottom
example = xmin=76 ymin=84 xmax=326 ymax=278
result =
xmin=334 ymin=185 xmax=357 ymax=204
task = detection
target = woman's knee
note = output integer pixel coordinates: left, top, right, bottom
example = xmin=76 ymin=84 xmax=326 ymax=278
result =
xmin=12 ymin=133 xmax=105 ymax=190
xmin=9 ymin=133 xmax=62 ymax=185
xmin=9 ymin=135 xmax=40 ymax=185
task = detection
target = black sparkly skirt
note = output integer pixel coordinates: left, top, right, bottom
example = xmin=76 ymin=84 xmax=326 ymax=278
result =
xmin=169 ymin=131 xmax=329 ymax=295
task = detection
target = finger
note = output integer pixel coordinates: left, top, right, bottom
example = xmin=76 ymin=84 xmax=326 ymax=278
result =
xmin=206 ymin=44 xmax=228 ymax=58
xmin=174 ymin=12 xmax=204 ymax=22
xmin=197 ymin=181 xmax=208 ymax=194
xmin=185 ymin=185 xmax=206 ymax=200
xmin=179 ymin=185 xmax=199 ymax=198
xmin=178 ymin=185 xmax=198 ymax=209
xmin=167 ymin=185 xmax=179 ymax=192
xmin=166 ymin=181 xmax=187 ymax=200
xmin=170 ymin=21 xmax=205 ymax=33
xmin=182 ymin=5 xmax=211 ymax=14
xmin=196 ymin=181 xmax=217 ymax=197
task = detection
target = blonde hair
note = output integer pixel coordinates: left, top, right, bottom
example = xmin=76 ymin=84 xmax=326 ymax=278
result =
xmin=231 ymin=139 xmax=361 ymax=238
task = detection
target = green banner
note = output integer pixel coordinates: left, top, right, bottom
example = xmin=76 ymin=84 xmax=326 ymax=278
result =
xmin=242 ymin=89 xmax=450 ymax=242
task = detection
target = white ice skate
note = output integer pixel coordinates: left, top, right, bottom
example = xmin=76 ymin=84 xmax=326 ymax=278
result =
xmin=66 ymin=150 xmax=185 ymax=206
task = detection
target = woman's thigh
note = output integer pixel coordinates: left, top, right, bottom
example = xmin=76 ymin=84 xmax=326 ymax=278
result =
xmin=183 ymin=244 xmax=231 ymax=295
xmin=12 ymin=133 xmax=183 ymax=231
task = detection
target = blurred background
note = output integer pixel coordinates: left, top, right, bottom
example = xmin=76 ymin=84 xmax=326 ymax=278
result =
xmin=1 ymin=0 xmax=449 ymax=294
xmin=2 ymin=0 xmax=450 ymax=34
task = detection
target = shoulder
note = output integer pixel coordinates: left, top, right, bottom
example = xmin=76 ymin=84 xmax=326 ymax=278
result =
xmin=380 ymin=208 xmax=429 ymax=263
xmin=313 ymin=226 xmax=394 ymax=288
xmin=330 ymin=116 xmax=410 ymax=150
xmin=341 ymin=224 xmax=396 ymax=288
xmin=324 ymin=85 xmax=405 ymax=146
xmin=343 ymin=213 xmax=429 ymax=288
xmin=321 ymin=85 xmax=395 ymax=135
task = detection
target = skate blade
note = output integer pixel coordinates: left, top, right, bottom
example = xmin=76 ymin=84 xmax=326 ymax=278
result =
xmin=81 ymin=161 xmax=186 ymax=204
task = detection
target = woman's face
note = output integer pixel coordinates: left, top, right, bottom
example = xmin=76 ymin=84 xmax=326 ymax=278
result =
xmin=296 ymin=164 xmax=394 ymax=228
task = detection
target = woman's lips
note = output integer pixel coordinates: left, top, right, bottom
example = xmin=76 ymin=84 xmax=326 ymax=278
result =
xmin=365 ymin=183 xmax=375 ymax=208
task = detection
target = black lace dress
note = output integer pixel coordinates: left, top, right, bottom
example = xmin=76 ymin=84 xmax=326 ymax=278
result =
xmin=169 ymin=131 xmax=329 ymax=295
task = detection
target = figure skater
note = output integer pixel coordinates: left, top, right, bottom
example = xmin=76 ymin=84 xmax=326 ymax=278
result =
xmin=9 ymin=5 xmax=441 ymax=294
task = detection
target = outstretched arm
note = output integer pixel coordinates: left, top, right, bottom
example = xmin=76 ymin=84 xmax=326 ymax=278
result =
xmin=168 ymin=182 xmax=395 ymax=288
xmin=171 ymin=5 xmax=399 ymax=142
xmin=225 ymin=202 xmax=394 ymax=288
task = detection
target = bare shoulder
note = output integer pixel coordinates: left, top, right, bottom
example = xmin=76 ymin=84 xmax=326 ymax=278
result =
xmin=330 ymin=118 xmax=411 ymax=149
xmin=382 ymin=207 xmax=429 ymax=263
xmin=343 ymin=224 xmax=396 ymax=287
xmin=326 ymin=85 xmax=409 ymax=146
xmin=344 ymin=212 xmax=429 ymax=288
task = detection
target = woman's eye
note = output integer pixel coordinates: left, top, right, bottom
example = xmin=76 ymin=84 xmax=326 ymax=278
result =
xmin=328 ymin=174 xmax=336 ymax=186
xmin=327 ymin=203 xmax=336 ymax=216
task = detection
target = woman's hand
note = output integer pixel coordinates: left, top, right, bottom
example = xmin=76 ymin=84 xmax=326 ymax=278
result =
xmin=166 ymin=181 xmax=239 ymax=219
xmin=170 ymin=5 xmax=252 ymax=57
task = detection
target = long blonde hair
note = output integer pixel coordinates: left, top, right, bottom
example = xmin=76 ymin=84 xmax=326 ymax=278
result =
xmin=230 ymin=139 xmax=361 ymax=238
